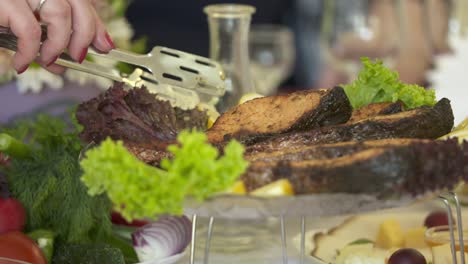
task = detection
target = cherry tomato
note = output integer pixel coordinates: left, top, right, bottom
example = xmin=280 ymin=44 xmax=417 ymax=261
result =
xmin=0 ymin=231 xmax=46 ymax=264
xmin=0 ymin=198 xmax=26 ymax=234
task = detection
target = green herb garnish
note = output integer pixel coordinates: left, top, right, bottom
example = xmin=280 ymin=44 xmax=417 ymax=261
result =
xmin=348 ymin=238 xmax=374 ymax=246
xmin=343 ymin=57 xmax=436 ymax=109
xmin=1 ymin=115 xmax=113 ymax=243
xmin=0 ymin=133 xmax=31 ymax=159
xmin=80 ymin=130 xmax=249 ymax=221
xmin=52 ymin=243 xmax=125 ymax=264
xmin=28 ymin=229 xmax=55 ymax=263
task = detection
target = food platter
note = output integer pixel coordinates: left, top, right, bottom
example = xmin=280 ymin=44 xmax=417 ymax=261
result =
xmin=181 ymin=192 xmax=436 ymax=264
xmin=293 ymin=199 xmax=468 ymax=263
xmin=1 ymin=55 xmax=467 ymax=264
xmin=184 ymin=193 xmax=423 ymax=219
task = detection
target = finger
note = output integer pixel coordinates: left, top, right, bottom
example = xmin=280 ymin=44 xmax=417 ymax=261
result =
xmin=36 ymin=59 xmax=66 ymax=74
xmin=34 ymin=0 xmax=73 ymax=65
xmin=91 ymin=7 xmax=115 ymax=52
xmin=0 ymin=1 xmax=41 ymax=73
xmin=65 ymin=0 xmax=96 ymax=62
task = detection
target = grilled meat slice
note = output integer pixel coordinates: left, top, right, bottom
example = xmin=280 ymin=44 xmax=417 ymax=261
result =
xmin=246 ymin=98 xmax=454 ymax=154
xmin=76 ymin=84 xmax=208 ymax=146
xmin=242 ymin=138 xmax=467 ymax=197
xmin=347 ymin=101 xmax=403 ymax=123
xmin=245 ymin=138 xmax=417 ymax=162
xmin=124 ymin=143 xmax=173 ymax=167
xmin=206 ymin=86 xmax=352 ymax=144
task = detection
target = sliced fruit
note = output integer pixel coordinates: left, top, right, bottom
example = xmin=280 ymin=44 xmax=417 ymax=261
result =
xmin=439 ymin=129 xmax=468 ymax=143
xmin=439 ymin=118 xmax=468 ymax=143
xmin=453 ymin=117 xmax=468 ymax=131
xmin=196 ymin=103 xmax=220 ymax=129
xmin=207 ymin=118 xmax=216 ymax=129
xmin=375 ymin=219 xmax=404 ymax=249
xmin=0 ymin=231 xmax=47 ymax=264
xmin=225 ymin=181 xmax=246 ymax=195
xmin=404 ymin=227 xmax=427 ymax=248
xmin=238 ymin=93 xmax=264 ymax=105
xmin=250 ymin=179 xmax=294 ymax=196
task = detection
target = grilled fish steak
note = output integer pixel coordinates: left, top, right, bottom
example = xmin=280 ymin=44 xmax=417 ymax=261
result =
xmin=347 ymin=101 xmax=403 ymax=123
xmin=246 ymin=98 xmax=454 ymax=154
xmin=76 ymin=84 xmax=463 ymax=198
xmin=242 ymin=138 xmax=468 ymax=196
xmin=206 ymin=86 xmax=352 ymax=144
xmin=124 ymin=143 xmax=172 ymax=166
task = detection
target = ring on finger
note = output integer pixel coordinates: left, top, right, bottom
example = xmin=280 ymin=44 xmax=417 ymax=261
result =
xmin=35 ymin=0 xmax=48 ymax=13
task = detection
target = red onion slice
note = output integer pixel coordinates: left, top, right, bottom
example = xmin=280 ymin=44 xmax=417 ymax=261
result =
xmin=132 ymin=215 xmax=192 ymax=262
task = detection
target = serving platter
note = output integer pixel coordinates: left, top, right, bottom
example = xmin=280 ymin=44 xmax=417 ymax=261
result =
xmin=181 ymin=192 xmax=467 ymax=264
xmin=184 ymin=193 xmax=433 ymax=219
xmin=292 ymin=199 xmax=468 ymax=263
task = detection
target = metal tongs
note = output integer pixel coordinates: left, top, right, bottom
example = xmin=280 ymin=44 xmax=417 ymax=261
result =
xmin=0 ymin=25 xmax=226 ymax=108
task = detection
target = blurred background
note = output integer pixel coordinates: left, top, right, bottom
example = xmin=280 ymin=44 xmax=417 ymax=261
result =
xmin=125 ymin=0 xmax=466 ymax=90
xmin=0 ymin=0 xmax=467 ymax=122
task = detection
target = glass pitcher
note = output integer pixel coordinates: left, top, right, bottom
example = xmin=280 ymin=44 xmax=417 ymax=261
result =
xmin=204 ymin=4 xmax=256 ymax=113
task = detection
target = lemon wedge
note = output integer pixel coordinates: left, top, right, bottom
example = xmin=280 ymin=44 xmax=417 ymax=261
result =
xmin=225 ymin=181 xmax=247 ymax=195
xmin=251 ymin=179 xmax=294 ymax=197
xmin=207 ymin=118 xmax=216 ymax=129
xmin=197 ymin=103 xmax=220 ymax=129
xmin=439 ymin=117 xmax=468 ymax=143
xmin=454 ymin=117 xmax=468 ymax=131
xmin=238 ymin=93 xmax=264 ymax=105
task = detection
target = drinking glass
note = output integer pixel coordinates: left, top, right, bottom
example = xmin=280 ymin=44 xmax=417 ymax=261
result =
xmin=249 ymin=24 xmax=295 ymax=95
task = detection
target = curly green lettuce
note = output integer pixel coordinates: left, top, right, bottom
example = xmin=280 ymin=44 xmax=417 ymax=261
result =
xmin=80 ymin=130 xmax=249 ymax=221
xmin=343 ymin=57 xmax=436 ymax=109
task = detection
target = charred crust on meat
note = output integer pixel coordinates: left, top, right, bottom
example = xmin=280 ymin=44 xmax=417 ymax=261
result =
xmin=347 ymin=101 xmax=404 ymax=123
xmin=379 ymin=101 xmax=404 ymax=115
xmin=77 ymin=84 xmax=464 ymax=199
xmin=245 ymin=98 xmax=454 ymax=154
xmin=242 ymin=138 xmax=467 ymax=197
xmin=206 ymin=86 xmax=352 ymax=145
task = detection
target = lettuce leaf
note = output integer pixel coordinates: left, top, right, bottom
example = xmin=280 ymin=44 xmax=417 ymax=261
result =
xmin=80 ymin=130 xmax=248 ymax=221
xmin=343 ymin=57 xmax=436 ymax=109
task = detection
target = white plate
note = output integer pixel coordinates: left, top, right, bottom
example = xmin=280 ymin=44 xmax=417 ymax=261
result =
xmin=136 ymin=252 xmax=186 ymax=264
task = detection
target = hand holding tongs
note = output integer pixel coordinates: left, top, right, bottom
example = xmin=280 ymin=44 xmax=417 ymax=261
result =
xmin=0 ymin=25 xmax=226 ymax=108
